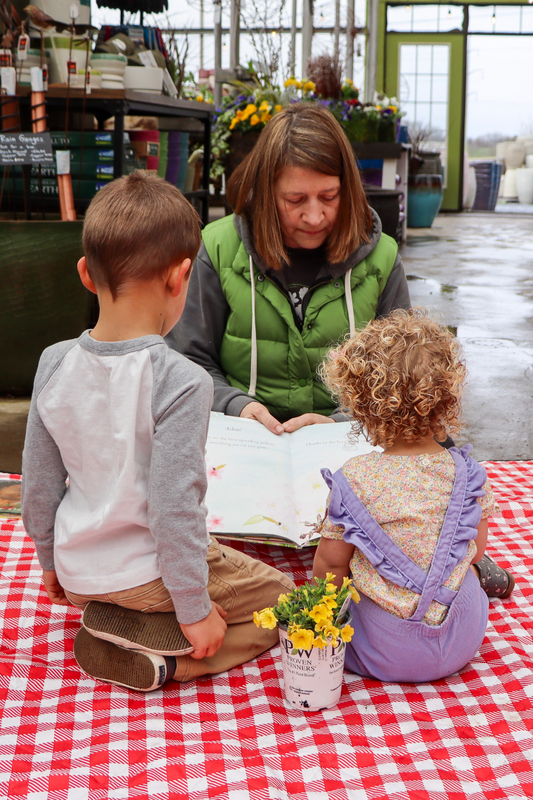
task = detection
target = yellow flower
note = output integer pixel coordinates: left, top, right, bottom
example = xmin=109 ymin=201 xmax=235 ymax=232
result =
xmin=340 ymin=624 xmax=354 ymax=643
xmin=322 ymin=594 xmax=338 ymax=611
xmin=236 ymin=109 xmax=244 ymax=119
xmin=295 ymin=80 xmax=302 ymax=89
xmin=350 ymin=587 xmax=361 ymax=604
xmin=376 ymin=104 xmax=382 ymax=110
xmin=309 ymin=603 xmax=331 ymax=626
xmin=289 ymin=626 xmax=315 ymax=649
xmin=254 ymin=608 xmax=278 ymax=629
xmin=284 ymin=78 xmax=298 ymax=87
xmin=321 ymin=623 xmax=340 ymax=640
xmin=313 ymin=635 xmax=328 ymax=649
xmin=260 ymin=111 xmax=272 ymax=123
xmin=345 ymin=78 xmax=353 ymax=85
xmin=277 ymin=593 xmax=290 ymax=604
xmin=302 ymin=80 xmax=315 ymax=92
xmin=326 ymin=583 xmax=337 ymax=594
xmin=342 ymin=576 xmax=352 ymax=589
xmin=259 ymin=100 xmax=270 ymax=111
xmin=244 ymin=103 xmax=257 ymax=114
xmin=250 ymin=114 xmax=260 ymax=126
xmin=325 ymin=572 xmax=335 ymax=583
xmin=195 ymin=94 xmax=204 ymax=102
xmin=229 ymin=117 xmax=239 ymax=130
xmin=389 ymin=105 xmax=397 ymax=113
xmin=274 ymin=104 xmax=282 ymax=112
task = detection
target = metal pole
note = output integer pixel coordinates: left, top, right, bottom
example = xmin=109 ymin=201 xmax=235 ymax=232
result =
xmin=230 ymin=0 xmax=240 ymax=71
xmin=346 ymin=0 xmax=355 ymax=81
xmin=200 ymin=0 xmax=204 ymax=70
xmin=302 ymin=0 xmax=313 ymax=77
xmin=334 ymin=0 xmax=340 ymax=62
xmin=289 ymin=0 xmax=297 ymax=77
xmin=365 ymin=0 xmax=379 ymax=102
xmin=214 ymin=0 xmax=222 ymax=106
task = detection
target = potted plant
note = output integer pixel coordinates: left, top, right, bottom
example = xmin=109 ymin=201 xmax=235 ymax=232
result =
xmin=254 ymin=575 xmax=359 ymax=711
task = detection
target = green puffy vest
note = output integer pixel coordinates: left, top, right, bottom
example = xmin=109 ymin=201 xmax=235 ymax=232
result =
xmin=203 ymin=215 xmax=398 ymax=422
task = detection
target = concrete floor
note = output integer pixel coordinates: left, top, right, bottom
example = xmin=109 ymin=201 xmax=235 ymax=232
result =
xmin=1 ymin=210 xmax=532 ymax=473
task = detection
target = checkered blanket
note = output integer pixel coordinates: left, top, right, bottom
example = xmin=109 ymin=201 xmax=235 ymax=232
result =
xmin=1 ymin=462 xmax=532 ymax=800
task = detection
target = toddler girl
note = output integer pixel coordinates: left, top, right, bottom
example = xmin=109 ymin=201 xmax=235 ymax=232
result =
xmin=313 ymin=309 xmax=512 ymax=683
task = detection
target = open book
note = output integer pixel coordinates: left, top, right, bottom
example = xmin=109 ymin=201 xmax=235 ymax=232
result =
xmin=205 ymin=413 xmax=377 ymax=548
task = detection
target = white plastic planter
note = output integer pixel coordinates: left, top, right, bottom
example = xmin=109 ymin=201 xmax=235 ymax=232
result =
xmin=279 ymin=627 xmax=347 ymax=712
xmin=515 ymin=168 xmax=533 ymax=204
xmin=502 ymin=168 xmax=517 ymax=199
xmin=504 ymin=142 xmax=525 ymax=170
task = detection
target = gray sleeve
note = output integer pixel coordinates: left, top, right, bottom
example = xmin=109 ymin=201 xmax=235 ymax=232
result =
xmin=376 ymin=253 xmax=411 ymax=318
xmin=148 ymin=349 xmax=214 ymax=625
xmin=21 ymin=343 xmax=74 ymax=570
xmin=165 ymin=243 xmax=255 ymax=418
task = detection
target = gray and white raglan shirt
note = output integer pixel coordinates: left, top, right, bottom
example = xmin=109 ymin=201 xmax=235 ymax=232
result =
xmin=21 ymin=331 xmax=214 ymax=625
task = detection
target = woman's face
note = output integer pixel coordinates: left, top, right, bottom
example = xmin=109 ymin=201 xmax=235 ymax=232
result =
xmin=274 ymin=165 xmax=341 ymax=250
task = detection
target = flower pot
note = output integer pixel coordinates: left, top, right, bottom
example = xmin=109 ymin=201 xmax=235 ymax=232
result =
xmin=407 ymin=174 xmax=443 ymax=228
xmin=279 ymin=626 xmax=347 ymax=711
xmin=343 ymin=115 xmax=379 ymax=143
xmin=503 ymin=141 xmax=525 ymax=170
xmin=224 ymin=129 xmax=262 ymax=182
xmin=515 ymin=168 xmax=533 ymax=204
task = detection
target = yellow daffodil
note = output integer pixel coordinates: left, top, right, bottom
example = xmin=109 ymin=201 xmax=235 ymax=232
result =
xmin=250 ymin=114 xmax=260 ymax=126
xmin=254 ymin=608 xmax=278 ymax=629
xmin=289 ymin=626 xmax=315 ymax=649
xmin=309 ymin=603 xmax=331 ymax=626
xmin=340 ymin=624 xmax=354 ymax=643
xmin=313 ymin=635 xmax=328 ymax=649
xmin=275 ymin=104 xmax=282 ymax=112
xmin=302 ymin=80 xmax=315 ymax=92
xmin=284 ymin=77 xmax=298 ymax=87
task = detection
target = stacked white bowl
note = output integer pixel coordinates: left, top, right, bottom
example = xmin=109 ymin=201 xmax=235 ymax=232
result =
xmin=90 ymin=53 xmax=127 ymax=90
xmin=14 ymin=49 xmax=51 ymax=86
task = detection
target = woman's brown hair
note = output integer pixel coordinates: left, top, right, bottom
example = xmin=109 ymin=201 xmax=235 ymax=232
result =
xmin=225 ymin=103 xmax=373 ymax=270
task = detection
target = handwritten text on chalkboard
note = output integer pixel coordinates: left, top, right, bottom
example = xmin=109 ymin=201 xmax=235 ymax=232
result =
xmin=0 ymin=132 xmax=54 ymax=165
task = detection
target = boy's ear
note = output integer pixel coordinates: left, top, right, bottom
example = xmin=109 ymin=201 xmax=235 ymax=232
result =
xmin=167 ymin=258 xmax=192 ymax=298
xmin=77 ymin=257 xmax=97 ymax=294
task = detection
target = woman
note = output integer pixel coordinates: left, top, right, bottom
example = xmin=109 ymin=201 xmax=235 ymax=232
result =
xmin=167 ymin=103 xmax=410 ymax=434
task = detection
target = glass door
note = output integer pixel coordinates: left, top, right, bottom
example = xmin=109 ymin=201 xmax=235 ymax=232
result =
xmin=385 ymin=31 xmax=465 ymax=210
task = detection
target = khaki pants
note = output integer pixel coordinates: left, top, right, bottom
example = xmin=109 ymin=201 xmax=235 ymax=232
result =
xmin=65 ymin=538 xmax=295 ymax=682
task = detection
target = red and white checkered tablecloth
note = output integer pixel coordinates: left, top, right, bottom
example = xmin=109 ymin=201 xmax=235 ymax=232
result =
xmin=1 ymin=462 xmax=533 ymax=800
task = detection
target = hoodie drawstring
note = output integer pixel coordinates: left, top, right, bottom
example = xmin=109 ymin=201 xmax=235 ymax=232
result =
xmin=344 ymin=269 xmax=355 ymax=337
xmin=249 ymin=255 xmax=257 ymax=397
xmin=249 ymin=257 xmax=355 ymax=396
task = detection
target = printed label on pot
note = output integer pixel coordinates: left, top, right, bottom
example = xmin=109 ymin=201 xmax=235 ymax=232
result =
xmin=279 ymin=628 xmax=346 ymax=712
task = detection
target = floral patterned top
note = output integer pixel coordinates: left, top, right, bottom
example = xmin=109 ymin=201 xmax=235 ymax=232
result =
xmin=319 ymin=449 xmax=499 ymax=626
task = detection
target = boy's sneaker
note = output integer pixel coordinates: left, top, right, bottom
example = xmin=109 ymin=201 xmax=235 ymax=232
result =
xmin=74 ymin=627 xmax=177 ymax=691
xmin=82 ymin=601 xmax=193 ymax=656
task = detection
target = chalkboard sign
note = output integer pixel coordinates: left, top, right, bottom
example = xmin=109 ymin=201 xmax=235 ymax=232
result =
xmin=0 ymin=132 xmax=54 ymax=166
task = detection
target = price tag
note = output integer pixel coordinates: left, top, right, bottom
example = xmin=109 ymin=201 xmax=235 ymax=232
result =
xmin=70 ymin=3 xmax=79 ymax=19
xmin=0 ymin=50 xmax=12 ymax=68
xmin=85 ymin=64 xmax=91 ymax=94
xmin=55 ymin=150 xmax=71 ymax=175
xmin=0 ymin=67 xmax=16 ymax=96
xmin=30 ymin=66 xmax=43 ymax=92
xmin=67 ymin=60 xmax=78 ymax=86
xmin=17 ymin=34 xmax=30 ymax=61
xmin=42 ymin=64 xmax=48 ymax=91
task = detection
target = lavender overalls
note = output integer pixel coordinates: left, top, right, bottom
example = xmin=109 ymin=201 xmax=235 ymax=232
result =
xmin=322 ymin=446 xmax=489 ymax=683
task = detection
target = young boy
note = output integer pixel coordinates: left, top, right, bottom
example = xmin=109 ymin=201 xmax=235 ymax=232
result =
xmin=22 ymin=172 xmax=294 ymax=691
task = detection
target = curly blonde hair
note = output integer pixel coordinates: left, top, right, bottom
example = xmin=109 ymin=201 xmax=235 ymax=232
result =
xmin=320 ymin=309 xmax=466 ymax=448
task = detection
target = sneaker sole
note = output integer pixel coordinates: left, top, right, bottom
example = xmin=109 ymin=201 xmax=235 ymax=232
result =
xmin=74 ymin=627 xmax=170 ymax=691
xmin=82 ymin=602 xmax=193 ymax=656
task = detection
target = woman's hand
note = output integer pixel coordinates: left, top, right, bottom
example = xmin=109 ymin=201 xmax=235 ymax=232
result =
xmin=240 ymin=402 xmax=284 ymax=434
xmin=282 ymin=413 xmax=335 ymax=433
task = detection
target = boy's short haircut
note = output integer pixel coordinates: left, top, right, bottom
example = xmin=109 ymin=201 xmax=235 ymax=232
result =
xmin=82 ymin=170 xmax=201 ymax=298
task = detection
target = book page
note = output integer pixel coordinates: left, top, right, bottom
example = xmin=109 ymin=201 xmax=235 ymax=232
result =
xmin=205 ymin=414 xmax=300 ymax=544
xmin=288 ymin=423 xmax=378 ymax=544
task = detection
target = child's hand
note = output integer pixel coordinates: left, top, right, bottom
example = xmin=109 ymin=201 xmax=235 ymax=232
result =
xmin=180 ymin=602 xmax=228 ymax=660
xmin=42 ymin=570 xmax=70 ymax=606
